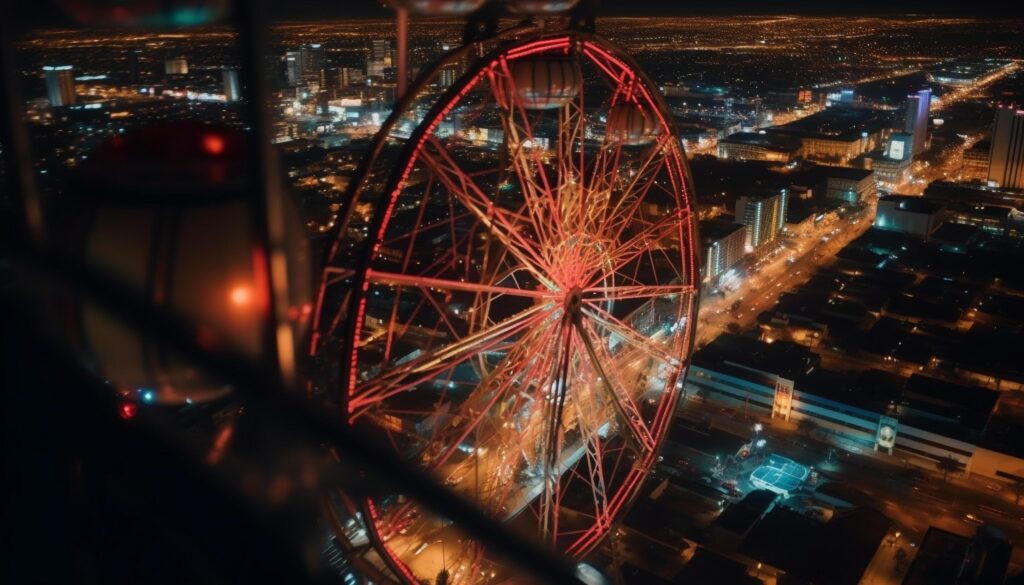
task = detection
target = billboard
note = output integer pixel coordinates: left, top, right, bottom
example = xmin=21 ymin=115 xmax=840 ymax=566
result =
xmin=875 ymin=415 xmax=898 ymax=454
xmin=772 ymin=377 xmax=794 ymax=421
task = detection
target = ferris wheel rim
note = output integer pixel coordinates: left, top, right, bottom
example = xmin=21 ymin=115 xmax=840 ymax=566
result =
xmin=317 ymin=30 xmax=702 ymax=585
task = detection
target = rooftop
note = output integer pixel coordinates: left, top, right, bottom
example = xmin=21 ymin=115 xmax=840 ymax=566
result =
xmin=720 ymin=131 xmax=803 ymax=153
xmin=700 ymin=219 xmax=747 ymax=244
xmin=674 ymin=547 xmax=764 ymax=585
xmin=879 ymin=195 xmax=946 ymax=215
xmin=692 ymin=334 xmax=819 ymax=383
xmin=714 ymin=490 xmax=777 ymax=534
xmin=740 ymin=507 xmax=891 ymax=585
xmin=813 ymin=164 xmax=874 ymax=182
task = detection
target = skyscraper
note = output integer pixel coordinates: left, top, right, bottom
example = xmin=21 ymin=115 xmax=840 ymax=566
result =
xmin=43 ymin=65 xmax=76 ymax=107
xmin=988 ymin=106 xmax=1024 ymax=190
xmin=222 ymin=68 xmax=241 ymax=102
xmin=285 ymin=51 xmax=302 ymax=87
xmin=367 ymin=39 xmax=394 ymax=78
xmin=904 ymin=88 xmax=931 ymax=157
xmin=735 ymin=192 xmax=784 ymax=251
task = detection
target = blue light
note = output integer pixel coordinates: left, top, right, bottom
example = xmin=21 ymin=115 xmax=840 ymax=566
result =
xmin=141 ymin=389 xmax=156 ymax=403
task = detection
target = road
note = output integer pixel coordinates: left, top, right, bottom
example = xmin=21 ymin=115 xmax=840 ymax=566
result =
xmin=696 ymin=200 xmax=875 ymax=349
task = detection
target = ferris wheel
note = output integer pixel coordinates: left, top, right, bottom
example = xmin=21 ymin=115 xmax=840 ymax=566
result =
xmin=311 ymin=13 xmax=700 ymax=585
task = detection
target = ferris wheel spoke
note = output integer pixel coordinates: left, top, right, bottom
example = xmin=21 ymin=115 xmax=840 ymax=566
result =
xmin=350 ymin=303 xmax=554 ymax=415
xmin=600 ymin=137 xmax=671 ymax=234
xmin=568 ymin=378 xmax=612 ymax=535
xmin=582 ymin=283 xmax=695 ymax=304
xmin=595 ymin=213 xmax=687 ymax=287
xmin=574 ymin=320 xmax=657 ymax=453
xmin=420 ymin=321 xmax=559 ymax=473
xmin=580 ymin=304 xmax=684 ymax=368
xmin=538 ymin=319 xmax=574 ymax=543
xmin=487 ymin=63 xmax=566 ymax=256
xmin=366 ymin=269 xmax=558 ymax=301
xmin=417 ymin=137 xmax=557 ymax=289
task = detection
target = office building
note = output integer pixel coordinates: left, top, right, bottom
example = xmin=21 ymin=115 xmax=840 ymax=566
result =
xmin=961 ymin=140 xmax=990 ymax=182
xmin=868 ymin=155 xmax=912 ymax=191
xmin=735 ymin=191 xmax=785 ymax=250
xmin=988 ymin=106 xmax=1024 ymax=190
xmin=164 ymin=57 xmax=189 ymax=75
xmin=874 ymin=195 xmax=947 ymax=238
xmin=367 ymin=39 xmax=394 ymax=78
xmin=285 ymin=51 xmax=302 ymax=86
xmin=43 ymin=65 xmax=76 ymax=107
xmin=817 ymin=166 xmax=876 ymax=204
xmin=699 ymin=220 xmax=747 ymax=283
xmin=222 ymin=68 xmax=241 ymax=102
xmin=904 ymin=89 xmax=931 ymax=157
xmin=717 ymin=132 xmax=803 ymax=163
xmin=338 ymin=67 xmax=365 ymax=88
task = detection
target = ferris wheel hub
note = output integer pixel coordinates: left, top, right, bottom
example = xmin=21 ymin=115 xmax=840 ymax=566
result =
xmin=564 ymin=287 xmax=584 ymax=317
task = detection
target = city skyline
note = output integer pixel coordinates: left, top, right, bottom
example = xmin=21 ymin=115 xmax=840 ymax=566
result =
xmin=4 ymin=3 xmax=1024 ymax=585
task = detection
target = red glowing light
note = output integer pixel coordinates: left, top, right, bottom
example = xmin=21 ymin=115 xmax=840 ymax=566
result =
xmin=202 ymin=133 xmax=226 ymax=155
xmin=119 ymin=402 xmax=137 ymax=420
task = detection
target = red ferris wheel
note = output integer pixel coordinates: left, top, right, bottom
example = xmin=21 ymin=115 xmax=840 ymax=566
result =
xmin=312 ymin=26 xmax=700 ymax=585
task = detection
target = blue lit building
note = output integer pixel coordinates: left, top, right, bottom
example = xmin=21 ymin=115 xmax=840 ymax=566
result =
xmin=685 ymin=334 xmax=1002 ymax=473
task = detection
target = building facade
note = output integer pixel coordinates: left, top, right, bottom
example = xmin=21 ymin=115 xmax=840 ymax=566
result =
xmin=685 ymin=335 xmax=1008 ymax=478
xmin=820 ymin=167 xmax=876 ymax=204
xmin=43 ymin=65 xmax=76 ymax=107
xmin=735 ymin=191 xmax=786 ymax=250
xmin=904 ymin=89 xmax=931 ymax=158
xmin=988 ymin=106 xmax=1024 ymax=190
xmin=874 ymin=195 xmax=947 ymax=238
xmin=700 ymin=220 xmax=747 ymax=284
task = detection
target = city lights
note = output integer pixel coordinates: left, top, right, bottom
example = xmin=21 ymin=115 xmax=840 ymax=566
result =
xmin=6 ymin=6 xmax=1024 ymax=585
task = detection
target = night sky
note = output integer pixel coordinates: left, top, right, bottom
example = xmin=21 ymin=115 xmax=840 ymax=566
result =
xmin=10 ymin=0 xmax=1017 ymax=29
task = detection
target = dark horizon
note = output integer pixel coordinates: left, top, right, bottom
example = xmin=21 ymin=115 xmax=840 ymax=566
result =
xmin=9 ymin=1 xmax=1022 ymax=29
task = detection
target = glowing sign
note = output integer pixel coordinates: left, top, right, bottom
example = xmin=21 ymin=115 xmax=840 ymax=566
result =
xmin=889 ymin=140 xmax=905 ymax=161
xmin=772 ymin=377 xmax=794 ymax=421
xmin=875 ymin=415 xmax=898 ymax=454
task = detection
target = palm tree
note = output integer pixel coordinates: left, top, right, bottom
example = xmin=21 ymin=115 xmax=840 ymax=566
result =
xmin=935 ymin=455 xmax=962 ymax=482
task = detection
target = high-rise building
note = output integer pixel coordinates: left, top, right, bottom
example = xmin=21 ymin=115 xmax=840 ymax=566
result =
xmin=337 ymin=67 xmax=364 ymax=88
xmin=43 ymin=65 xmax=76 ymax=107
xmin=222 ymin=68 xmax=241 ymax=102
xmin=284 ymin=46 xmax=323 ymax=87
xmin=735 ymin=191 xmax=784 ymax=251
xmin=165 ymin=57 xmax=189 ymax=75
xmin=699 ymin=220 xmax=747 ymax=283
xmin=904 ymin=89 xmax=931 ymax=157
xmin=285 ymin=51 xmax=302 ymax=87
xmin=988 ymin=106 xmax=1024 ymax=190
xmin=367 ymin=39 xmax=394 ymax=78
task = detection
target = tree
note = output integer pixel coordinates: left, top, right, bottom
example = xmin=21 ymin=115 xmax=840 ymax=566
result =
xmin=797 ymin=417 xmax=818 ymax=437
xmin=1009 ymin=478 xmax=1024 ymax=505
xmin=935 ymin=455 xmax=963 ymax=482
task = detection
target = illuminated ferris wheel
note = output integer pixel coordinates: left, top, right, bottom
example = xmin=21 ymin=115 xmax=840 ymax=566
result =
xmin=311 ymin=14 xmax=700 ymax=585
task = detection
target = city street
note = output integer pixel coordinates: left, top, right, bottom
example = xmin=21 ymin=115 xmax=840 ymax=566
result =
xmin=696 ymin=199 xmax=875 ymax=348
